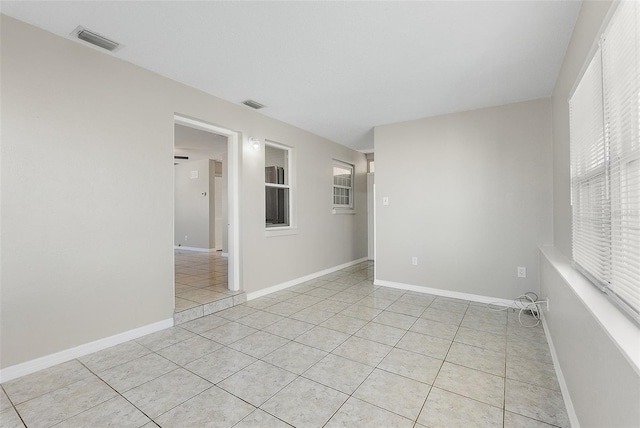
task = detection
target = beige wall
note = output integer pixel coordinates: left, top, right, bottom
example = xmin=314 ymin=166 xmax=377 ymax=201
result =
xmin=0 ymin=15 xmax=367 ymax=368
xmin=374 ymin=98 xmax=553 ymax=300
xmin=544 ymin=1 xmax=640 ymax=427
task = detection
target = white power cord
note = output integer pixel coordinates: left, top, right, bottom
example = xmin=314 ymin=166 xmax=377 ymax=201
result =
xmin=488 ymin=292 xmax=548 ymax=327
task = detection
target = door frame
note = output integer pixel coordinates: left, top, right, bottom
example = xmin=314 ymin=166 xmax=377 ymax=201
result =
xmin=174 ymin=114 xmax=241 ymax=291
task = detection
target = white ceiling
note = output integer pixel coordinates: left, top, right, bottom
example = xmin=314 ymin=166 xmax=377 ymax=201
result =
xmin=1 ymin=1 xmax=582 ymax=151
xmin=174 ymin=124 xmax=227 ymax=164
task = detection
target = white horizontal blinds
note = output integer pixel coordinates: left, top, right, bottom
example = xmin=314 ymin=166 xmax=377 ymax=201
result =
xmin=602 ymin=1 xmax=640 ymax=316
xmin=570 ymin=46 xmax=610 ymax=287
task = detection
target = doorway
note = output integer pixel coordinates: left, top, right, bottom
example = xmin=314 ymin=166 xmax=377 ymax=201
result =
xmin=173 ymin=115 xmax=241 ymax=317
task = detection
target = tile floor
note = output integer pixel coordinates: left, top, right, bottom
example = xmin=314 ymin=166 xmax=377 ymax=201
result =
xmin=174 ymin=250 xmax=246 ymax=324
xmin=1 ymin=261 xmax=569 ymax=427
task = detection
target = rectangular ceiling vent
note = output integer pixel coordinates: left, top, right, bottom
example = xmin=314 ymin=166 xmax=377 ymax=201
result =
xmin=72 ymin=26 xmax=120 ymax=51
xmin=241 ymin=99 xmax=266 ymax=110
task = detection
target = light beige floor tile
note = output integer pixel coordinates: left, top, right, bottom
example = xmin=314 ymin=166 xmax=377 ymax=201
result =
xmin=174 ymin=306 xmax=204 ymax=324
xmin=304 ymin=287 xmax=338 ymax=299
xmin=0 ymin=389 xmax=12 ymax=412
xmin=330 ymin=292 xmax=367 ymax=304
xmin=355 ymin=295 xmax=395 ymax=310
xmin=354 ymin=322 xmax=406 ymax=346
xmin=379 ymin=348 xmax=442 ymax=385
xmin=410 ymin=318 xmax=459 ymax=341
xmin=179 ymin=314 xmax=228 ymax=334
xmin=289 ymin=307 xmax=335 ymax=324
xmin=236 ymin=311 xmax=285 ymax=329
xmin=434 ymin=362 xmax=504 ymax=408
xmin=417 ymin=387 xmax=503 ymax=428
xmin=155 ymin=386 xmax=254 ymax=428
xmin=320 ymin=313 xmax=368 ymax=334
xmin=122 ymin=368 xmax=211 ymax=418
xmin=396 ymin=331 xmax=452 ymax=360
xmin=397 ymin=293 xmax=436 ymax=307
xmin=504 ymin=411 xmax=560 ymax=428
xmin=203 ymin=297 xmax=234 ymax=315
xmin=460 ymin=315 xmax=507 ymax=336
xmin=446 ymin=342 xmax=506 ymax=376
xmin=429 ymin=301 xmax=469 ymax=314
xmin=302 ymin=354 xmax=374 ymax=394
xmin=353 ymin=368 xmax=430 ymax=420
xmin=505 ymin=379 xmax=569 ymax=427
xmin=200 ymin=321 xmax=257 ymax=345
xmin=454 ymin=326 xmax=507 ymax=353
xmin=262 ymin=317 xmax=315 ymax=339
xmin=332 ymin=336 xmax=392 ymax=367
xmin=218 ymin=361 xmax=297 ymax=406
xmin=262 ymin=341 xmax=327 ymax=375
xmin=507 ymin=356 xmax=560 ymax=391
xmin=16 ymin=376 xmax=117 ymax=428
xmin=372 ymin=311 xmax=417 ymax=330
xmin=507 ymin=339 xmax=553 ymax=365
xmin=156 ymin=336 xmax=223 ymax=366
xmin=286 ymin=294 xmax=324 ymax=308
xmin=326 ymin=396 xmax=414 ymax=428
xmin=294 ymin=326 xmax=350 ymax=352
xmin=217 ymin=305 xmax=257 ymax=321
xmin=135 ymin=327 xmax=195 ymax=352
xmin=338 ymin=304 xmax=382 ymax=321
xmin=0 ymin=406 xmax=24 ymax=428
xmin=310 ymin=299 xmax=352 ymax=314
xmin=175 ymin=297 xmax=200 ymax=311
xmin=384 ymin=301 xmax=426 ymax=318
xmin=185 ymin=347 xmax=256 ymax=384
xmin=3 ymin=360 xmax=92 ymax=404
xmin=54 ymin=395 xmax=150 ymax=428
xmin=228 ymin=331 xmax=290 ymax=359
xmin=234 ymin=409 xmax=291 ymax=428
xmin=244 ymin=297 xmax=278 ymax=310
xmin=263 ymin=301 xmax=306 ymax=317
xmin=261 ymin=377 xmax=348 ymax=428
xmin=422 ymin=308 xmax=465 ymax=325
xmin=98 ymin=353 xmax=178 ymax=393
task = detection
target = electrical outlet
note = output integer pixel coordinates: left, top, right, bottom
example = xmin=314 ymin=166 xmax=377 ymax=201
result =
xmin=412 ymin=256 xmax=418 ymax=266
xmin=517 ymin=267 xmax=526 ymax=278
xmin=185 ymin=235 xmax=188 ymax=241
xmin=383 ymin=197 xmax=389 ymax=206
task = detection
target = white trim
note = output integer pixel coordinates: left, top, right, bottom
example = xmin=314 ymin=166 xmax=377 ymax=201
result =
xmin=221 ymin=252 xmax=229 ymax=258
xmin=373 ymin=279 xmax=515 ymax=307
xmin=246 ymin=257 xmax=368 ymax=301
xmin=0 ymin=318 xmax=174 ymax=383
xmin=174 ymin=114 xmax=241 ymax=292
xmin=541 ymin=315 xmax=580 ymax=428
xmin=174 ymin=246 xmax=217 ymax=253
xmin=265 ymin=228 xmax=299 ymax=237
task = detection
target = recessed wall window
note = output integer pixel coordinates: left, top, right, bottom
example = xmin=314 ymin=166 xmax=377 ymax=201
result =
xmin=265 ymin=142 xmax=292 ymax=228
xmin=569 ymin=1 xmax=640 ymax=322
xmin=333 ymin=160 xmax=354 ymax=209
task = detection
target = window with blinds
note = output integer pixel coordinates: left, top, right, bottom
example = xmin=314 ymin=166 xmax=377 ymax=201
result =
xmin=569 ymin=1 xmax=640 ymax=322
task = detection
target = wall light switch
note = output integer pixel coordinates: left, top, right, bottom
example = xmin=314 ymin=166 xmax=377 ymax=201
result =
xmin=383 ymin=197 xmax=389 ymax=206
xmin=190 ymin=170 xmax=199 ymax=179
xmin=517 ymin=267 xmax=526 ymax=278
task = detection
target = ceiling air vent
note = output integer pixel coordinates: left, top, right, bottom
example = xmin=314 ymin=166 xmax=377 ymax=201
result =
xmin=241 ymin=99 xmax=266 ymax=110
xmin=73 ymin=26 xmax=120 ymax=51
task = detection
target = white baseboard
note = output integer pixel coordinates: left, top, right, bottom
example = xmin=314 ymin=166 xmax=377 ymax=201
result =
xmin=542 ymin=315 xmax=580 ymax=428
xmin=373 ymin=279 xmax=515 ymax=307
xmin=246 ymin=257 xmax=369 ymax=301
xmin=0 ymin=318 xmax=174 ymax=383
xmin=174 ymin=246 xmax=216 ymax=252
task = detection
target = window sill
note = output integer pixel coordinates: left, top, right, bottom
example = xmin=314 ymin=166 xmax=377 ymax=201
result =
xmin=265 ymin=228 xmax=299 ymax=237
xmin=539 ymin=245 xmax=640 ymax=371
xmin=332 ymin=209 xmax=356 ymax=215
